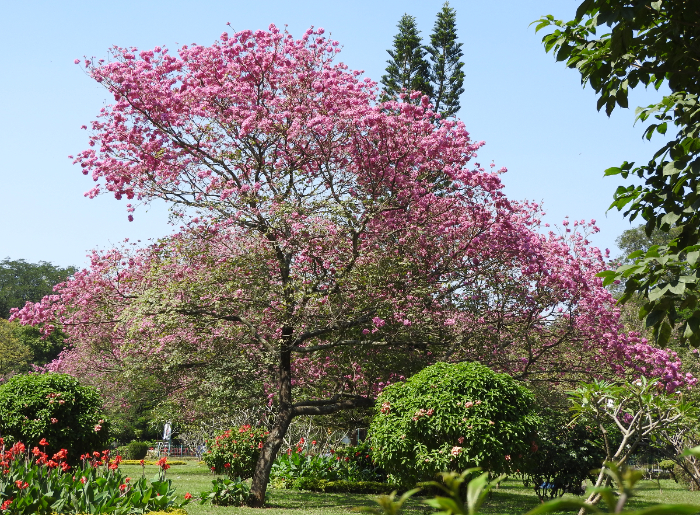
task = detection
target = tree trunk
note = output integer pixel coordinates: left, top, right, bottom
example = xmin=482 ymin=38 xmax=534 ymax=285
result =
xmin=248 ymin=407 xmax=293 ymax=507
xmin=248 ymin=336 xmax=293 ymax=507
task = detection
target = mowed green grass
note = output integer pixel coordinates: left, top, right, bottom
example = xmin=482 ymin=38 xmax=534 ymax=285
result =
xmin=119 ymin=461 xmax=700 ymax=515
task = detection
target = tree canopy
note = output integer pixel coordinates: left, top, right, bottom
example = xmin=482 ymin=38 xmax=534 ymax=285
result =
xmin=0 ymin=258 xmax=76 ymax=319
xmin=12 ymin=25 xmax=694 ymax=505
xmin=535 ymin=1 xmax=700 ymax=347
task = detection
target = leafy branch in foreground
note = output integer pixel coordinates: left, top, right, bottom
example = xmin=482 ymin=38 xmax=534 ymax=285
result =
xmin=534 ymin=1 xmax=700 ymax=346
xmin=360 ymin=464 xmax=700 ymax=515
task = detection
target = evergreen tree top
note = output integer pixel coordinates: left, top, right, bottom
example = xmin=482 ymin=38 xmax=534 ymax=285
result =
xmin=427 ymin=2 xmax=465 ymax=117
xmin=381 ymin=14 xmax=433 ymax=101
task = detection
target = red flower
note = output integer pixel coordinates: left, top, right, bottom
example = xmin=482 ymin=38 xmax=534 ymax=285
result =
xmin=109 ymin=463 xmax=119 ymax=470
xmin=224 ymin=463 xmax=231 ymax=469
xmin=47 ymin=460 xmax=58 ymax=468
xmin=184 ymin=492 xmax=193 ymax=500
xmin=258 ymin=442 xmax=263 ymax=449
xmin=312 ymin=440 xmax=317 ymax=445
xmin=1 ymin=499 xmax=13 ymax=511
xmin=139 ymin=459 xmax=145 ymax=466
xmin=39 ymin=438 xmax=48 ymax=447
xmin=119 ymin=483 xmax=128 ymax=491
xmin=61 ymin=462 xmax=71 ymax=472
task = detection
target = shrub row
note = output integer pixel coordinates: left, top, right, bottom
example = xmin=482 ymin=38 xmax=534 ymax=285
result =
xmin=278 ymin=477 xmax=400 ymax=494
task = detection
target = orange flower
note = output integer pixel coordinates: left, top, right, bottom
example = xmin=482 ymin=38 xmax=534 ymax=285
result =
xmin=39 ymin=438 xmax=48 ymax=447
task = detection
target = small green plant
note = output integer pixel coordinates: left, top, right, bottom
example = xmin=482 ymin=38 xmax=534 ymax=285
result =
xmin=202 ymin=424 xmax=267 ymax=479
xmin=200 ymin=477 xmax=250 ymax=506
xmin=271 ymin=443 xmax=368 ymax=485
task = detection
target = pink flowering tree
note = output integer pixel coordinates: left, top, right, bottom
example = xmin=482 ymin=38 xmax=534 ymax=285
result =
xmin=11 ymin=26 xmax=693 ymax=505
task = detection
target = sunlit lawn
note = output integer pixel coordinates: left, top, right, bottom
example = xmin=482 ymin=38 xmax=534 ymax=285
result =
xmin=119 ymin=461 xmax=700 ymax=514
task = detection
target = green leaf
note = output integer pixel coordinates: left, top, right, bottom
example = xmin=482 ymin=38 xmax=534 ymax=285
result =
xmin=525 ymin=498 xmax=602 ymax=514
xmin=657 ymin=321 xmax=672 ymax=346
xmin=645 ymin=308 xmax=667 ymax=328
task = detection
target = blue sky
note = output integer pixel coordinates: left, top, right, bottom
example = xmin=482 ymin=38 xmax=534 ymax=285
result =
xmin=0 ymin=0 xmax=665 ymax=268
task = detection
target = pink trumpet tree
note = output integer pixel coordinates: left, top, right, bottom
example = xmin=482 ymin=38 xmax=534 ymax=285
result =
xmin=12 ymin=25 xmax=693 ymax=505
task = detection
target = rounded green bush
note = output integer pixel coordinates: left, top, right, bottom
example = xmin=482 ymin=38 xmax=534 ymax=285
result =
xmin=368 ymin=361 xmax=539 ymax=486
xmin=0 ymin=373 xmax=109 ymax=461
xmin=127 ymin=440 xmax=149 ymax=460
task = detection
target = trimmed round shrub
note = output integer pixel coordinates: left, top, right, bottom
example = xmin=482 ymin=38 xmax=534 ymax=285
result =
xmin=0 ymin=373 xmax=109 ymax=462
xmin=203 ymin=425 xmax=268 ymax=479
xmin=368 ymin=361 xmax=539 ymax=486
xmin=127 ymin=440 xmax=149 ymax=460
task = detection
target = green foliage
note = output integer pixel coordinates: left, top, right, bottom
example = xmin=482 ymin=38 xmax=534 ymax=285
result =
xmin=362 ymin=465 xmax=700 ymax=515
xmin=271 ymin=443 xmax=382 ymax=487
xmin=534 ymin=2 xmax=700 ymax=346
xmin=422 ymin=469 xmax=504 ymax=515
xmin=426 ymin=2 xmax=464 ymax=118
xmin=202 ymin=425 xmax=267 ymax=479
xmin=368 ymin=362 xmax=539 ymax=486
xmin=10 ymin=323 xmax=68 ymax=368
xmin=0 ymin=373 xmax=108 ymax=462
xmin=0 ymin=447 xmax=188 ymax=514
xmin=126 ymin=441 xmax=149 ymax=460
xmin=355 ymin=488 xmax=421 ymax=515
xmin=333 ymin=442 xmax=386 ymax=482
xmin=525 ymin=462 xmax=700 ymax=515
xmin=381 ymin=14 xmax=433 ymax=101
xmin=525 ymin=408 xmax=606 ymax=500
xmin=0 ymin=320 xmax=32 ymax=376
xmin=0 ymin=259 xmax=75 ymax=319
xmin=200 ymin=477 xmax=250 ymax=506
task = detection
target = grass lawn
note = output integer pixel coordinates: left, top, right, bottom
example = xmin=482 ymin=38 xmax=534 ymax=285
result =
xmin=120 ymin=461 xmax=700 ymax=515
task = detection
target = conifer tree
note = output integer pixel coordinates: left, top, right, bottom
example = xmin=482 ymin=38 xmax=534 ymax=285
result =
xmin=426 ymin=2 xmax=465 ymax=117
xmin=381 ymin=14 xmax=433 ymax=101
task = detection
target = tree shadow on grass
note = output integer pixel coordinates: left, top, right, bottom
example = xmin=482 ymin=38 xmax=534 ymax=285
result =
xmin=264 ymin=490 xmax=433 ymax=513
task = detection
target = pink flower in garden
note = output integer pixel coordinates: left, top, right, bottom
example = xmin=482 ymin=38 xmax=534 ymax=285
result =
xmin=50 ymin=418 xmax=58 ymax=424
xmin=465 ymin=401 xmax=473 ymax=408
xmin=94 ymin=424 xmax=102 ymax=432
xmin=451 ymin=446 xmax=462 ymax=457
xmin=457 ymin=436 xmax=464 ymax=444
